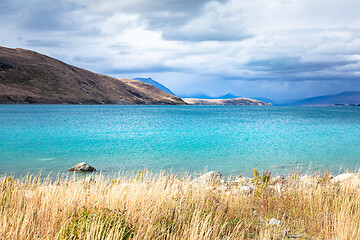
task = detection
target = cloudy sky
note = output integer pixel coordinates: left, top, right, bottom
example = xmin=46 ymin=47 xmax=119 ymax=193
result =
xmin=1 ymin=0 xmax=360 ymax=102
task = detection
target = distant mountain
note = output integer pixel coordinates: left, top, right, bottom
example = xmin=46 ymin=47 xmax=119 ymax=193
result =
xmin=133 ymin=78 xmax=176 ymax=96
xmin=180 ymin=93 xmax=214 ymax=99
xmin=217 ymin=93 xmax=239 ymax=99
xmin=182 ymin=97 xmax=272 ymax=106
xmin=289 ymin=91 xmax=360 ymax=106
xmin=181 ymin=93 xmax=239 ymax=99
xmin=250 ymin=97 xmax=277 ymax=105
xmin=0 ymin=46 xmax=185 ymax=105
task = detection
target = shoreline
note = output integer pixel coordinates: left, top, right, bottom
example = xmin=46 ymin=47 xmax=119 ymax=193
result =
xmin=0 ymin=165 xmax=357 ymax=181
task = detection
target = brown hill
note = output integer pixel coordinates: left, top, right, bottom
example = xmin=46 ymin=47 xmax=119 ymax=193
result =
xmin=182 ymin=98 xmax=272 ymax=106
xmin=0 ymin=46 xmax=185 ymax=105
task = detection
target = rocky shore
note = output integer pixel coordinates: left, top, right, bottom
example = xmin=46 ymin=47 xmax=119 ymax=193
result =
xmin=189 ymin=170 xmax=360 ymax=192
xmin=67 ymin=163 xmax=360 ymax=191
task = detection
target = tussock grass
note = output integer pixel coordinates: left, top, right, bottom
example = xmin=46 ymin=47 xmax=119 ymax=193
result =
xmin=1 ymin=171 xmax=360 ymax=239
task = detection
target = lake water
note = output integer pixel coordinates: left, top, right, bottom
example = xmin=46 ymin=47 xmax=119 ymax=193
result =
xmin=0 ymin=105 xmax=359 ymax=178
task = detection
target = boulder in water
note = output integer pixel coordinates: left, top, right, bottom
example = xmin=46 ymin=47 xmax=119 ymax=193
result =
xmin=68 ymin=162 xmax=96 ymax=172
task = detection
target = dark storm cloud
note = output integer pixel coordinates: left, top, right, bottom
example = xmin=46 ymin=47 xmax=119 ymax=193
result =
xmin=1 ymin=0 xmax=231 ymax=40
xmin=245 ymin=57 xmax=357 ymax=74
xmin=77 ymin=0 xmax=239 ymax=42
xmin=1 ymin=0 xmax=82 ymax=31
xmin=219 ymin=71 xmax=360 ymax=82
xmin=115 ymin=0 xmax=226 ymax=28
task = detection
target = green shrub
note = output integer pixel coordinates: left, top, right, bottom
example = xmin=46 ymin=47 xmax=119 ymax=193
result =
xmin=253 ymin=169 xmax=271 ymax=186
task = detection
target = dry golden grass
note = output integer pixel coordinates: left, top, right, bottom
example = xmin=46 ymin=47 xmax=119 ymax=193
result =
xmin=1 ymin=171 xmax=360 ymax=240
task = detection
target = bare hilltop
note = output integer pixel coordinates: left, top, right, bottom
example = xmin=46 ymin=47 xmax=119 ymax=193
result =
xmin=0 ymin=46 xmax=185 ymax=105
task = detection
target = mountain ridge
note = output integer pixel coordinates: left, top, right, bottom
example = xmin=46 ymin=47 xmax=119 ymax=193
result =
xmin=288 ymin=91 xmax=360 ymax=106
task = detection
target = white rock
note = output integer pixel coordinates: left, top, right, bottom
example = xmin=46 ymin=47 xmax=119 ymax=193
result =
xmin=300 ymin=175 xmax=317 ymax=185
xmin=233 ymin=176 xmax=254 ymax=186
xmin=331 ymin=173 xmax=356 ymax=183
xmin=270 ymin=183 xmax=282 ymax=192
xmin=233 ymin=176 xmax=243 ymax=182
xmin=190 ymin=171 xmax=222 ymax=185
xmin=240 ymin=185 xmax=251 ymax=191
xmin=24 ymin=190 xmax=34 ymax=199
xmin=330 ymin=173 xmax=360 ymax=188
xmin=271 ymin=175 xmax=285 ymax=184
xmin=217 ymin=185 xmax=228 ymax=191
xmin=268 ymin=218 xmax=282 ymax=226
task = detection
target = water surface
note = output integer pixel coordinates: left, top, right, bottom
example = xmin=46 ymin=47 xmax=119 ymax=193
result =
xmin=0 ymin=105 xmax=359 ymax=177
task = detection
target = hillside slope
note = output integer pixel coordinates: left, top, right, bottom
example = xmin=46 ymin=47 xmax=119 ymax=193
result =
xmin=182 ymin=98 xmax=272 ymax=106
xmin=0 ymin=47 xmax=185 ymax=105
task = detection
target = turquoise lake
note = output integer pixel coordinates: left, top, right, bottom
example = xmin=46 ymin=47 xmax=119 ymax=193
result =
xmin=0 ymin=105 xmax=359 ymax=177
